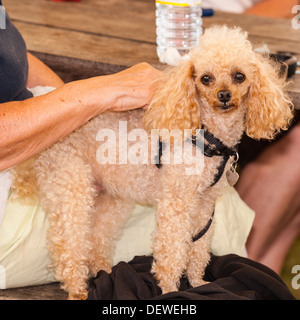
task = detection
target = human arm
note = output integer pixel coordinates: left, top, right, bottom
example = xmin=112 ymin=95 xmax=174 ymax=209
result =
xmin=245 ymin=0 xmax=299 ymax=18
xmin=0 ymin=63 xmax=161 ymax=171
xmin=26 ymin=52 xmax=65 ymax=88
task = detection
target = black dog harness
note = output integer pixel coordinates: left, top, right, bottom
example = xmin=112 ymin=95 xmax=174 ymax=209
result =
xmin=155 ymin=126 xmax=238 ymax=242
xmin=187 ymin=126 xmax=238 ymax=187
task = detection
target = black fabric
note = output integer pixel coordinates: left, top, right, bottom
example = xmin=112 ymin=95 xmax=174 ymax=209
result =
xmin=88 ymin=254 xmax=295 ymax=300
xmin=0 ymin=2 xmax=33 ymax=102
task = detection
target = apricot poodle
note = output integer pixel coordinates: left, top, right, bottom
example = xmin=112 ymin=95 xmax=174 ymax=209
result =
xmin=12 ymin=26 xmax=293 ymax=299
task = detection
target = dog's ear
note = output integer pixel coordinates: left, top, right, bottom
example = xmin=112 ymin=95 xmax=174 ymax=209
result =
xmin=143 ymin=60 xmax=200 ymax=134
xmin=245 ymin=54 xmax=293 ymax=140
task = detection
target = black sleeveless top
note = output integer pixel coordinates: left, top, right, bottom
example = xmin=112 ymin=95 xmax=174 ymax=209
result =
xmin=0 ymin=1 xmax=33 ymax=102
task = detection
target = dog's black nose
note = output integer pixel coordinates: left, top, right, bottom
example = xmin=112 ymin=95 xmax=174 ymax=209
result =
xmin=217 ymin=90 xmax=232 ymax=103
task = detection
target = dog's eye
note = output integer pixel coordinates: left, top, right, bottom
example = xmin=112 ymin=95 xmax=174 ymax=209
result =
xmin=201 ymin=75 xmax=213 ymax=86
xmin=233 ymin=72 xmax=246 ymax=83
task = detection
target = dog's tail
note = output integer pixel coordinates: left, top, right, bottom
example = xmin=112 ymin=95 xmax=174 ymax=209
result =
xmin=11 ymin=158 xmax=39 ymax=205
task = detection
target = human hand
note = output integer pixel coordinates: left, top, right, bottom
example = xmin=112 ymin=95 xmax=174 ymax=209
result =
xmin=106 ymin=63 xmax=162 ymax=112
xmin=84 ymin=63 xmax=162 ymax=114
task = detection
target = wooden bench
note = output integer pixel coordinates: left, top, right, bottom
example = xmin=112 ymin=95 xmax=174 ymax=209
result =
xmin=0 ymin=283 xmax=67 ymax=300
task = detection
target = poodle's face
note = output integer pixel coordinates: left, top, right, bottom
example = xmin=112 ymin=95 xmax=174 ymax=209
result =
xmin=144 ymin=26 xmax=293 ymax=140
xmin=191 ymin=26 xmax=259 ymax=118
xmin=193 ymin=58 xmax=253 ymax=115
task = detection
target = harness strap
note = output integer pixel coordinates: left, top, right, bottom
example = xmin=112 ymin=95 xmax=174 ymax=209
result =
xmin=210 ymin=155 xmax=230 ymax=187
xmin=155 ymin=140 xmax=164 ymax=169
xmin=192 ymin=210 xmax=215 ymax=242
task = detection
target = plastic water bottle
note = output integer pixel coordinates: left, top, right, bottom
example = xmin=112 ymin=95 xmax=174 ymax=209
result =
xmin=156 ymin=0 xmax=202 ymax=63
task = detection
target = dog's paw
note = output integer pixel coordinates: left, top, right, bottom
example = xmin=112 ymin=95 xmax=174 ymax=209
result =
xmin=160 ymin=283 xmax=178 ymax=295
xmin=90 ymin=257 xmax=113 ymax=277
xmin=151 ymin=263 xmax=179 ymax=294
xmin=90 ymin=264 xmax=112 ymax=277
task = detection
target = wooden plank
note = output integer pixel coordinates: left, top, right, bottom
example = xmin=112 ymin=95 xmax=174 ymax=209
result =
xmin=7 ymin=0 xmax=300 ymax=63
xmin=5 ymin=0 xmax=157 ymax=43
xmin=14 ymin=21 xmax=160 ymax=70
xmin=247 ymin=35 xmax=300 ymax=57
xmin=31 ymin=51 xmax=129 ymax=77
xmin=0 ymin=283 xmax=67 ymax=300
xmin=204 ymin=11 xmax=300 ymax=43
xmin=5 ymin=0 xmax=300 ymax=44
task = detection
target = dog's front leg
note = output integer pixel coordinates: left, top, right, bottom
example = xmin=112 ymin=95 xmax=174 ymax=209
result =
xmin=151 ymin=194 xmax=193 ymax=294
xmin=186 ymin=225 xmax=212 ymax=288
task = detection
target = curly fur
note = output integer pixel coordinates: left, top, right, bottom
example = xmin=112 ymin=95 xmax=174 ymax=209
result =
xmin=12 ymin=26 xmax=293 ymax=299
